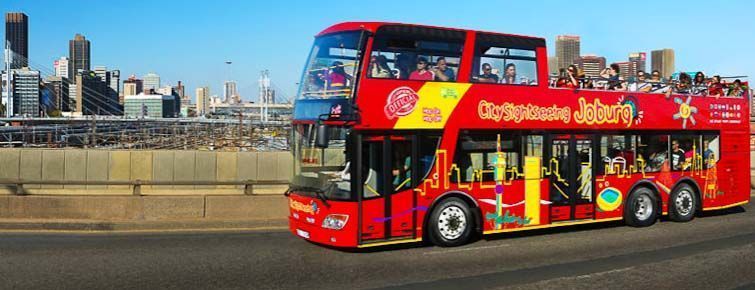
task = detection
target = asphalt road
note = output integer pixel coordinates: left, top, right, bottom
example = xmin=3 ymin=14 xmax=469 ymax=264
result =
xmin=1 ymin=203 xmax=754 ymax=289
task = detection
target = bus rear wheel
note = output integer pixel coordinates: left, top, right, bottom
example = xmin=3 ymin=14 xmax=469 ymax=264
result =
xmin=624 ymin=187 xmax=658 ymax=227
xmin=669 ymin=184 xmax=697 ymax=222
xmin=428 ymin=197 xmax=474 ymax=247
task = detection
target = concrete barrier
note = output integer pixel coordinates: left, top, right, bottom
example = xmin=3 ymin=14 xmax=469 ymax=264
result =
xmin=0 ymin=195 xmax=288 ymax=221
xmin=0 ymin=149 xmax=292 ymax=195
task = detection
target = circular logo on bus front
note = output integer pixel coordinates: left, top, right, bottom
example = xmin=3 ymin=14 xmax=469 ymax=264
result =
xmin=384 ymin=86 xmax=419 ymax=119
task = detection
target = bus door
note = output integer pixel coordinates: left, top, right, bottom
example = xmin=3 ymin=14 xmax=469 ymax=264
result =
xmin=357 ymin=134 xmax=417 ymax=243
xmin=549 ymin=134 xmax=595 ymax=222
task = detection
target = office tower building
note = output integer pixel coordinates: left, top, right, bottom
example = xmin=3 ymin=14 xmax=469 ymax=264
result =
xmin=5 ymin=12 xmax=28 ymax=69
xmin=196 ymin=86 xmax=209 ymax=116
xmin=69 ymin=34 xmax=91 ymax=74
xmin=651 ymin=49 xmax=675 ymax=79
xmin=555 ymin=35 xmax=580 ymax=71
xmin=576 ymin=55 xmax=606 ymax=77
xmin=54 ymin=57 xmax=71 ymax=80
xmin=143 ymin=72 xmax=160 ymax=92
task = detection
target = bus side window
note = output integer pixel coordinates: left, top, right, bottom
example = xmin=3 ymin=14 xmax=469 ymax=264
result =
xmin=369 ymin=26 xmax=464 ymax=82
xmin=702 ymin=134 xmax=720 ymax=168
xmin=418 ymin=136 xmax=441 ymax=181
xmin=471 ymin=33 xmax=540 ymax=86
xmin=452 ymin=132 xmax=520 ymax=183
xmin=600 ymin=135 xmax=630 ymax=175
xmin=637 ymin=135 xmax=669 ymax=173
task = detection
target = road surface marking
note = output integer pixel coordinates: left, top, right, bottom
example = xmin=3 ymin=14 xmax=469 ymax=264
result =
xmin=575 ymin=267 xmax=634 ymax=279
xmin=424 ymin=244 xmax=510 ymax=255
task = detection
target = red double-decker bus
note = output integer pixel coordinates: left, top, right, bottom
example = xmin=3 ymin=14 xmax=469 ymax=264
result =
xmin=287 ymin=22 xmax=750 ymax=248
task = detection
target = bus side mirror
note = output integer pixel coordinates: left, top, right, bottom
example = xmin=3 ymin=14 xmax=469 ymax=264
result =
xmin=315 ymin=124 xmax=330 ymax=148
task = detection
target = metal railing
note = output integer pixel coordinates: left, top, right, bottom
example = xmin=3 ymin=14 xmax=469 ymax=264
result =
xmin=0 ymin=179 xmax=290 ymax=196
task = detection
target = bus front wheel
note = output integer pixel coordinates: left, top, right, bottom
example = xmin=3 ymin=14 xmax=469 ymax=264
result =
xmin=624 ymin=187 xmax=659 ymax=227
xmin=428 ymin=197 xmax=474 ymax=247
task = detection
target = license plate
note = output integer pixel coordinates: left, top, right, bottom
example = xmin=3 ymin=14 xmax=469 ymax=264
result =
xmin=296 ymin=229 xmax=310 ymax=239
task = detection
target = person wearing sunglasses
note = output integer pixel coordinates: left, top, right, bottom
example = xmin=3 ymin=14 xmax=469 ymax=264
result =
xmin=629 ymin=70 xmax=652 ymax=93
xmin=408 ymin=56 xmax=435 ymax=81
xmin=475 ymin=63 xmax=499 ymax=83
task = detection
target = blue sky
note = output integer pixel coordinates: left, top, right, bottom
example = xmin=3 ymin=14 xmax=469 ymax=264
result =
xmin=2 ymin=0 xmax=754 ymax=102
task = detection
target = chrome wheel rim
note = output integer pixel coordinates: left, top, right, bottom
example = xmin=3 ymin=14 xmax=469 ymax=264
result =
xmin=634 ymin=193 xmax=653 ymax=221
xmin=675 ymin=190 xmax=694 ymax=216
xmin=438 ymin=205 xmax=466 ymax=240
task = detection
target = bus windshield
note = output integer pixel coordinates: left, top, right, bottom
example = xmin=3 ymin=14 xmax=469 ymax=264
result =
xmin=291 ymin=124 xmax=351 ymax=200
xmin=298 ymin=31 xmax=365 ymax=100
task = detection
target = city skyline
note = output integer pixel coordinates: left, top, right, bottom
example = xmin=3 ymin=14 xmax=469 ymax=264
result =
xmin=1 ymin=0 xmax=754 ymax=101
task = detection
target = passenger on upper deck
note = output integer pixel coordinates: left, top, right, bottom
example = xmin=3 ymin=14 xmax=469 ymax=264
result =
xmin=708 ymin=75 xmax=725 ymax=97
xmin=501 ymin=63 xmax=517 ymax=84
xmin=476 ymin=63 xmax=499 ymax=83
xmin=409 ymin=57 xmax=435 ymax=81
xmin=369 ymin=55 xmax=394 ymax=79
xmin=674 ymin=73 xmax=692 ymax=94
xmin=648 ymin=70 xmax=666 ymax=93
xmin=432 ymin=57 xmax=455 ymax=82
xmin=692 ymin=72 xmax=708 ymax=95
xmin=727 ymin=79 xmax=745 ymax=97
xmin=601 ymin=64 xmax=625 ymax=90
xmin=629 ymin=70 xmax=652 ymax=93
xmin=395 ymin=53 xmax=414 ymax=80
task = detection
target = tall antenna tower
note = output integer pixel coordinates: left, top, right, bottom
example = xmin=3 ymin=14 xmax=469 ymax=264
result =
xmin=258 ymin=70 xmax=273 ymax=122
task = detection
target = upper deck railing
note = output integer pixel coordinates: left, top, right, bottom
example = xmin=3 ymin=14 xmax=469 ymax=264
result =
xmin=548 ymin=76 xmax=749 ymax=99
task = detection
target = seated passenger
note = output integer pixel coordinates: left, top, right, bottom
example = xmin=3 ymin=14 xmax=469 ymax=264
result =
xmin=409 ymin=57 xmax=435 ymax=81
xmin=556 ymin=67 xmax=578 ymax=88
xmin=629 ymin=70 xmax=652 ymax=92
xmin=708 ymin=75 xmax=725 ymax=97
xmin=369 ymin=55 xmax=394 ymax=79
xmin=601 ymin=64 xmax=625 ymax=90
xmin=692 ymin=72 xmax=708 ymax=95
xmin=432 ymin=57 xmax=455 ymax=81
xmin=648 ymin=70 xmax=667 ymax=93
xmin=673 ymin=73 xmax=692 ymax=94
xmin=475 ymin=63 xmax=499 ymax=83
xmin=501 ymin=63 xmax=517 ymax=84
xmin=327 ymin=61 xmax=352 ymax=90
xmin=578 ymin=70 xmax=593 ymax=89
xmin=727 ymin=79 xmax=745 ymax=97
xmin=394 ymin=53 xmax=414 ymax=80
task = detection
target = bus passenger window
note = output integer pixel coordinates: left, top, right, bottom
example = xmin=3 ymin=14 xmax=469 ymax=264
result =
xmin=391 ymin=141 xmax=412 ymax=192
xmin=418 ymin=136 xmax=441 ymax=180
xmin=702 ymin=135 xmax=720 ymax=168
xmin=637 ymin=135 xmax=669 ymax=173
xmin=452 ymin=132 xmax=520 ymax=182
xmin=471 ymin=33 xmax=540 ymax=86
xmin=369 ymin=25 xmax=464 ymax=82
xmin=600 ymin=135 xmax=632 ymax=174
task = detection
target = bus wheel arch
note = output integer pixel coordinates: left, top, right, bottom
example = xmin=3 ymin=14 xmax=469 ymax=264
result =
xmin=624 ymin=181 xmax=661 ymax=227
xmin=423 ymin=191 xmax=480 ymax=247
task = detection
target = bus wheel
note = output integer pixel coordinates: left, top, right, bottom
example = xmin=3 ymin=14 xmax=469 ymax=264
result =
xmin=428 ymin=197 xmax=474 ymax=247
xmin=624 ymin=187 xmax=658 ymax=227
xmin=669 ymin=184 xmax=697 ymax=222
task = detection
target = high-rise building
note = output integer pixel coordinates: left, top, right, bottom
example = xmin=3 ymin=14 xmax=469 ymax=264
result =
xmin=555 ymin=35 xmax=580 ymax=72
xmin=5 ymin=12 xmax=28 ymax=69
xmin=224 ymin=81 xmax=238 ymax=103
xmin=143 ymin=73 xmax=160 ymax=92
xmin=11 ymin=68 xmax=40 ymax=116
xmin=54 ymin=57 xmax=71 ymax=80
xmin=69 ymin=34 xmax=91 ymax=74
xmin=548 ymin=56 xmax=559 ymax=76
xmin=94 ymin=66 xmax=110 ymax=86
xmin=173 ymin=81 xmax=185 ymax=98
xmin=123 ymin=75 xmax=143 ymax=96
xmin=109 ymin=69 xmax=120 ymax=99
xmin=43 ymin=76 xmax=70 ymax=112
xmin=615 ymin=61 xmax=635 ymax=80
xmin=195 ymin=87 xmax=209 ymax=116
xmin=629 ymin=52 xmax=647 ymax=75
xmin=576 ymin=55 xmax=606 ymax=78
xmin=651 ymin=49 xmax=675 ymax=79
xmin=76 ymin=70 xmax=121 ymax=115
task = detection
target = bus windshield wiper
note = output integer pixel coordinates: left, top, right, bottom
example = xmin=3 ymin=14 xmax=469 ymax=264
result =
xmin=288 ymin=185 xmax=330 ymax=208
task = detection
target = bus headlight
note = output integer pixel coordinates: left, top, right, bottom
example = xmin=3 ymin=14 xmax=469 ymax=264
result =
xmin=322 ymin=214 xmax=349 ymax=230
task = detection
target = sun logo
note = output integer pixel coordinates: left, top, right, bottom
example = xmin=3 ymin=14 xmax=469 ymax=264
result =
xmin=673 ymin=96 xmax=698 ymax=129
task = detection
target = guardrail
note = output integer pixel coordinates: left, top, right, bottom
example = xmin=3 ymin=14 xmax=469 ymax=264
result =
xmin=0 ymin=179 xmax=290 ymax=196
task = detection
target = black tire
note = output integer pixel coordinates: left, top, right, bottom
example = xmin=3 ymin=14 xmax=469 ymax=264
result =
xmin=669 ymin=183 xmax=697 ymax=222
xmin=427 ymin=197 xmax=474 ymax=247
xmin=624 ymin=187 xmax=659 ymax=227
